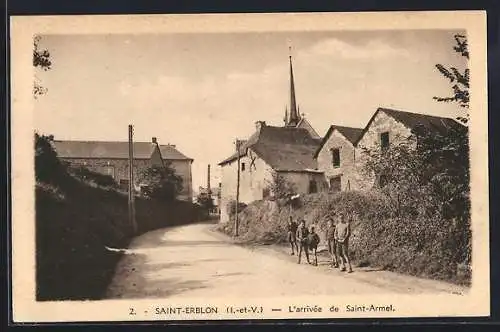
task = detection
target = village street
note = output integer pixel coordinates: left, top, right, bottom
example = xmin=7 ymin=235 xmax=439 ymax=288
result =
xmin=105 ymin=221 xmax=466 ymax=299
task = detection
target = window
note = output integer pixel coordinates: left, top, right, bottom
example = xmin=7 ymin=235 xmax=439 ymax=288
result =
xmin=331 ymin=148 xmax=340 ymax=167
xmin=309 ymin=180 xmax=318 ymax=194
xmin=379 ymin=174 xmax=388 ymax=188
xmin=96 ymin=165 xmax=115 ymax=179
xmin=329 ymin=176 xmax=341 ymax=192
xmin=381 ymin=132 xmax=390 ymax=151
xmin=119 ymin=179 xmax=129 ymax=190
xmin=241 ymin=162 xmax=246 ymax=171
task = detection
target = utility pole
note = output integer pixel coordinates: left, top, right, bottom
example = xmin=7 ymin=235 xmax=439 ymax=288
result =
xmin=128 ymin=125 xmax=137 ymax=234
xmin=207 ymin=164 xmax=212 ymax=215
xmin=235 ymin=139 xmax=241 ymax=237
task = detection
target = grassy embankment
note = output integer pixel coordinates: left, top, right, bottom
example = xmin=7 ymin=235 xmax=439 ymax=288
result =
xmin=36 ymin=143 xmax=202 ymax=300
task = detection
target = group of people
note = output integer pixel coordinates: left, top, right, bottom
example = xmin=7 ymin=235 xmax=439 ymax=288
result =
xmin=287 ymin=214 xmax=353 ymax=273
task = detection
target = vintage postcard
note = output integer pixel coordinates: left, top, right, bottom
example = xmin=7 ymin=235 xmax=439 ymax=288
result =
xmin=10 ymin=11 xmax=489 ymax=322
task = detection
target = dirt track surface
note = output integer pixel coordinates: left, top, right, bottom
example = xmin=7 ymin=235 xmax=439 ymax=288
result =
xmin=105 ymin=222 xmax=466 ymax=299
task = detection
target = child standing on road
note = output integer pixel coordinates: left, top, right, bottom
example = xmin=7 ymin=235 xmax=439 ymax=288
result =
xmin=296 ymin=219 xmax=310 ymax=264
xmin=287 ymin=216 xmax=298 ymax=255
xmin=307 ymin=226 xmax=321 ymax=266
xmin=325 ymin=217 xmax=339 ymax=268
xmin=335 ymin=214 xmax=353 ymax=273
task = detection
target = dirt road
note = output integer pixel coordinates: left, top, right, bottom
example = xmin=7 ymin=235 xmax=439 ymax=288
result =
xmin=105 ymin=222 xmax=466 ymax=299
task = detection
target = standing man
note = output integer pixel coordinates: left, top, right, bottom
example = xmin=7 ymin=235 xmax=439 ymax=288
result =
xmin=287 ymin=216 xmax=298 ymax=255
xmin=325 ymin=217 xmax=339 ymax=268
xmin=296 ymin=219 xmax=310 ymax=264
xmin=335 ymin=214 xmax=353 ymax=273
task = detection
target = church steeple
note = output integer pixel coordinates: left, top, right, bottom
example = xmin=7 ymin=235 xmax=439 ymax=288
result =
xmin=287 ymin=49 xmax=300 ymax=127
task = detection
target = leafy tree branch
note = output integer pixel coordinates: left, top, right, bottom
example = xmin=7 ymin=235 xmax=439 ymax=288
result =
xmin=433 ymin=34 xmax=470 ymax=123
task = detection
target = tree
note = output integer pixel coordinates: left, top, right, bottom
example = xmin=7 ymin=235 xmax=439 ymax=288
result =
xmin=35 ymin=132 xmax=66 ymax=183
xmin=361 ymin=126 xmax=469 ymax=220
xmin=137 ymin=163 xmax=183 ymax=201
xmin=33 ymin=35 xmax=52 ymax=98
xmin=433 ymin=34 xmax=470 ymax=124
xmin=196 ymin=191 xmax=215 ymax=212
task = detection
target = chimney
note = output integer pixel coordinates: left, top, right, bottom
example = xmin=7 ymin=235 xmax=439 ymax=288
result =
xmin=235 ymin=139 xmax=245 ymax=152
xmin=152 ymin=137 xmax=157 ymax=144
xmin=255 ymin=120 xmax=266 ymax=131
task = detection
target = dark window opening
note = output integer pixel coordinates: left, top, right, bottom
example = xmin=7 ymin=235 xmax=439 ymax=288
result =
xmin=381 ymin=132 xmax=390 ymax=151
xmin=331 ymin=148 xmax=340 ymax=167
xmin=119 ymin=179 xmax=129 ymax=190
xmin=329 ymin=176 xmax=341 ymax=192
xmin=309 ymin=180 xmax=318 ymax=193
xmin=241 ymin=162 xmax=246 ymax=171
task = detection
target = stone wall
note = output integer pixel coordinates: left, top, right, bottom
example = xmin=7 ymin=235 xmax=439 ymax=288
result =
xmin=62 ymin=157 xmax=151 ymax=185
xmin=280 ymin=171 xmax=327 ymax=194
xmin=61 ymin=155 xmax=193 ymax=202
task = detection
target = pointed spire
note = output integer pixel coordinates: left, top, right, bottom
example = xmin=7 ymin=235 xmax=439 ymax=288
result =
xmin=287 ymin=47 xmax=299 ymax=127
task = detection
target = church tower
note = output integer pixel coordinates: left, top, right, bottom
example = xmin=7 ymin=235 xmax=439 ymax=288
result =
xmin=282 ymin=46 xmax=321 ymax=140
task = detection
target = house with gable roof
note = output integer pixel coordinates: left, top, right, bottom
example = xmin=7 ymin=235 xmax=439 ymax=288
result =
xmin=218 ymin=121 xmax=325 ymax=223
xmin=52 ymin=137 xmax=194 ymax=201
xmin=353 ymin=107 xmax=466 ymax=189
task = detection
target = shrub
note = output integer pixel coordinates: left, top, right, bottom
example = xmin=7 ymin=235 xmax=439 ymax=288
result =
xmin=69 ymin=166 xmax=117 ymax=188
xmin=35 ymin=133 xmax=66 ymax=184
xmin=227 ymin=199 xmax=247 ymax=217
xmin=266 ymin=171 xmax=296 ymax=202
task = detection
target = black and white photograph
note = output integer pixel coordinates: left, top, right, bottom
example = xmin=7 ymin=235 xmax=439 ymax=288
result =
xmin=10 ymin=12 xmax=489 ymax=322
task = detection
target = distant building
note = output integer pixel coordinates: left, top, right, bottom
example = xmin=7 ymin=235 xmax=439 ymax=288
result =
xmin=217 ymin=52 xmax=323 ymax=223
xmin=52 ymin=137 xmax=194 ymax=201
xmin=197 ymin=185 xmax=221 ymax=214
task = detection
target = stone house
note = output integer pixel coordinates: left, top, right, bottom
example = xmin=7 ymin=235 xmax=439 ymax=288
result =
xmin=314 ymin=107 xmax=465 ymax=191
xmin=354 ymin=107 xmax=465 ymax=189
xmin=313 ymin=125 xmax=363 ymax=192
xmin=218 ymin=121 xmax=324 ymax=223
xmin=52 ymin=137 xmax=194 ymax=201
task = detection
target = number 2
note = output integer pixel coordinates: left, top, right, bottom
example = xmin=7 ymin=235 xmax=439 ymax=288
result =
xmin=129 ymin=307 xmax=136 ymax=315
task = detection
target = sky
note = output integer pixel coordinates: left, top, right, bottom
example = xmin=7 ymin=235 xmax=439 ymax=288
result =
xmin=35 ymin=30 xmax=467 ymax=191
